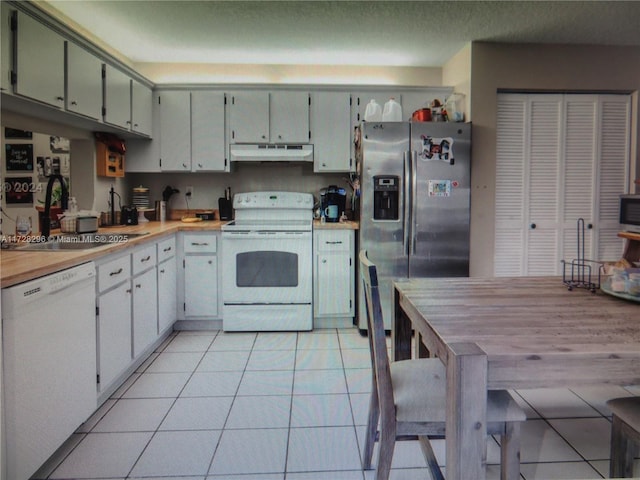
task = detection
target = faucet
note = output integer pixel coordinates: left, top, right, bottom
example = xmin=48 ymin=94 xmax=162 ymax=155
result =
xmin=42 ymin=175 xmax=69 ymax=238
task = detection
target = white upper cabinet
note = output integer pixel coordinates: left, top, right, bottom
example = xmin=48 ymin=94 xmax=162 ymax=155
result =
xmin=270 ymin=91 xmax=310 ymax=143
xmin=66 ymin=41 xmax=103 ymax=120
xmin=14 ymin=10 xmax=65 ymax=108
xmin=131 ymin=79 xmax=152 ymax=136
xmin=229 ymin=91 xmax=269 ymax=143
xmin=229 ymin=90 xmax=310 ymax=144
xmin=103 ymin=64 xmax=131 ymax=129
xmin=191 ymin=91 xmax=227 ymax=172
xmin=159 ymin=90 xmax=191 ymax=171
xmin=311 ymin=91 xmax=352 ymax=172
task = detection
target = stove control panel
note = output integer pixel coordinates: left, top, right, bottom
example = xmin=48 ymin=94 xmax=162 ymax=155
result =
xmin=234 ymin=191 xmax=313 ymax=210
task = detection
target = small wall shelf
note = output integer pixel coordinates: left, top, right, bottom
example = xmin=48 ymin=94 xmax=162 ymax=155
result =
xmin=96 ymin=141 xmax=125 ymax=177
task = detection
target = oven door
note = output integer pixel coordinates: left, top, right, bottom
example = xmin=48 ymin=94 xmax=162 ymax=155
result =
xmin=222 ymin=230 xmax=312 ymax=304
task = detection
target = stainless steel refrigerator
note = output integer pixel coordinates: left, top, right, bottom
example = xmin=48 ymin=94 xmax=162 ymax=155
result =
xmin=358 ymin=121 xmax=471 ymax=330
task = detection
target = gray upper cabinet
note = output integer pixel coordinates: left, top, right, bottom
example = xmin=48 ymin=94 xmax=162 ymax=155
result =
xmin=229 ymin=91 xmax=269 ymax=143
xmin=191 ymin=91 xmax=227 ymax=172
xmin=14 ymin=10 xmax=65 ymax=108
xmin=311 ymin=91 xmax=352 ymax=172
xmin=131 ymin=79 xmax=152 ymax=136
xmin=103 ymin=64 xmax=132 ymax=129
xmin=66 ymin=42 xmax=103 ymax=120
xmin=159 ymin=90 xmax=191 ymax=171
xmin=229 ymin=90 xmax=310 ymax=144
xmin=270 ymin=91 xmax=310 ymax=143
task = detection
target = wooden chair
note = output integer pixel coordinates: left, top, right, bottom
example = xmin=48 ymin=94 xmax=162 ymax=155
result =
xmin=606 ymin=397 xmax=640 ymax=478
xmin=359 ymin=250 xmax=526 ymax=480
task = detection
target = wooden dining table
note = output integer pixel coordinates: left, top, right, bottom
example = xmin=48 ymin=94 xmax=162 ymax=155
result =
xmin=392 ymin=276 xmax=640 ymax=480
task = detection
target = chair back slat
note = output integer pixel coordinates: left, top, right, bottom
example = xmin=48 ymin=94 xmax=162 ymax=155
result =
xmin=359 ymin=250 xmax=396 ymax=424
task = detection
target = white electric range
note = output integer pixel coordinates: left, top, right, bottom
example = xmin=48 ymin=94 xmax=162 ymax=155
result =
xmin=221 ymin=191 xmax=314 ymax=331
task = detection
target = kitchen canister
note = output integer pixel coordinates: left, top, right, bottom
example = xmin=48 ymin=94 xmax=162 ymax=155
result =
xmin=364 ymin=99 xmax=382 ymax=122
xmin=382 ymin=98 xmax=402 ymax=121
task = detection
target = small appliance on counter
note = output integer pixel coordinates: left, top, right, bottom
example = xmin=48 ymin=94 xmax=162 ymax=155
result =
xmin=320 ymin=185 xmax=347 ymax=222
xmin=120 ymin=206 xmax=138 ymax=225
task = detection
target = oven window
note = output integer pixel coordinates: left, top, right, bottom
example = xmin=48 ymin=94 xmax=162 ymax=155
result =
xmin=237 ymin=251 xmax=299 ymax=287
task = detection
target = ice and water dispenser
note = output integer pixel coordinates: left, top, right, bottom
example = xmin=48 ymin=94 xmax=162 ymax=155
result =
xmin=373 ymin=175 xmax=399 ymax=220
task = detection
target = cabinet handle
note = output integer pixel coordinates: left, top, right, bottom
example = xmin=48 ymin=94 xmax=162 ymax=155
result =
xmin=198 ymin=163 xmax=203 ymax=168
xmin=183 ymin=163 xmax=188 ymax=169
xmin=126 ymin=288 xmax=132 ymax=294
xmin=160 ymin=269 xmax=165 ymax=273
xmin=110 ymin=268 xmax=123 ymax=276
xmin=326 ymin=241 xmax=343 ymax=245
xmin=208 ymin=260 xmax=213 ymax=264
xmin=530 ymin=223 xmax=536 ymax=229
xmin=163 ymin=246 xmax=172 ymax=252
xmin=587 ymin=223 xmax=593 ymax=229
xmin=56 ymin=96 xmax=64 ymax=101
xmin=134 ymin=123 xmax=139 ymax=127
xmin=135 ymin=283 xmax=141 ymax=289
xmin=278 ymin=134 xmax=282 ymax=139
xmin=191 ymin=242 xmax=209 ymax=246
xmin=70 ymin=100 xmax=77 ymax=106
xmin=126 ymin=120 xmax=132 ymax=125
xmin=261 ymin=135 xmax=266 ymax=139
xmin=140 ymin=255 xmax=151 ymax=262
xmin=322 ymin=259 xmax=327 ymax=264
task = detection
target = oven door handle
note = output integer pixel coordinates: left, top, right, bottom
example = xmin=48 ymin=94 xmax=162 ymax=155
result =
xmin=223 ymin=231 xmax=310 ymax=239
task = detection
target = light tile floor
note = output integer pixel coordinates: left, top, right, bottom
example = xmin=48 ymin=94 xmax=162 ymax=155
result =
xmin=35 ymin=328 xmax=640 ymax=480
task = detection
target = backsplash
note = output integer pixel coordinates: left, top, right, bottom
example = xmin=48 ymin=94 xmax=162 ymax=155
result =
xmin=126 ymin=162 xmax=352 ymax=215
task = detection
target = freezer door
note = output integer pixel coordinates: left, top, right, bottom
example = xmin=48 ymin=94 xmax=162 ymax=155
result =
xmin=409 ymin=122 xmax=471 ymax=277
xmin=358 ymin=122 xmax=410 ymax=329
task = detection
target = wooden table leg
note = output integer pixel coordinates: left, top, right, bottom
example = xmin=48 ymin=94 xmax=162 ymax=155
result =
xmin=445 ymin=342 xmax=488 ymax=480
xmin=392 ymin=285 xmax=412 ymax=361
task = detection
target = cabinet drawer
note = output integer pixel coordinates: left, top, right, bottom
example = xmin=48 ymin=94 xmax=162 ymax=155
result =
xmin=98 ymin=254 xmax=131 ymax=292
xmin=132 ymin=244 xmax=157 ymax=275
xmin=316 ymin=231 xmax=351 ymax=252
xmin=157 ymin=236 xmax=176 ymax=263
xmin=183 ymin=234 xmax=217 ymax=253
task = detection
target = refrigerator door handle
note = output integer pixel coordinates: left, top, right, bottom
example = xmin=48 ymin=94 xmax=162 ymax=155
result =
xmin=410 ymin=151 xmax=418 ymax=255
xmin=403 ymin=151 xmax=411 ymax=255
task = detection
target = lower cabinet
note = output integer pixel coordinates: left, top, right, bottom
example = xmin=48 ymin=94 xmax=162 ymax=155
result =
xmin=132 ymin=244 xmax=158 ymax=357
xmin=157 ymin=236 xmax=177 ymax=333
xmin=313 ymin=229 xmax=355 ymax=327
xmin=180 ymin=232 xmax=220 ymax=319
xmin=96 ymin=253 xmax=133 ymax=393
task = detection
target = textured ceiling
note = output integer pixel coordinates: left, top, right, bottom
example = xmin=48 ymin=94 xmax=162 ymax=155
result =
xmin=43 ymin=1 xmax=640 ymax=67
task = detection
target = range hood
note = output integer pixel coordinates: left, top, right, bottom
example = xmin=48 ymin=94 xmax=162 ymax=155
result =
xmin=230 ymin=144 xmax=313 ymax=162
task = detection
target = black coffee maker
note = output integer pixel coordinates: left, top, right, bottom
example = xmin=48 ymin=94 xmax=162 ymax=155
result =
xmin=320 ymin=185 xmax=347 ymax=222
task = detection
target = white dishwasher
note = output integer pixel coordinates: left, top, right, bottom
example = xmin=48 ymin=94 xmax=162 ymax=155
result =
xmin=2 ymin=262 xmax=97 ymax=480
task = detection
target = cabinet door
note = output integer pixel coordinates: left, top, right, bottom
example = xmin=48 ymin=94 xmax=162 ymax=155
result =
xmin=191 ymin=91 xmax=227 ymax=171
xmin=103 ymin=64 xmax=131 ymax=129
xmin=66 ymin=42 xmax=103 ymax=120
xmin=98 ymin=282 xmax=132 ymax=391
xmin=229 ymin=91 xmax=269 ymax=143
xmin=158 ymin=258 xmax=177 ymax=333
xmin=184 ymin=255 xmax=218 ymax=317
xmin=271 ymin=91 xmax=310 ymax=143
xmin=316 ymin=252 xmax=352 ymax=316
xmin=131 ymin=80 xmax=152 ymax=136
xmin=1 ymin=3 xmax=13 ymax=92
xmin=14 ymin=11 xmax=65 ymax=108
xmin=133 ymin=268 xmax=158 ymax=357
xmin=312 ymin=91 xmax=352 ymax=172
xmin=159 ymin=90 xmax=191 ymax=171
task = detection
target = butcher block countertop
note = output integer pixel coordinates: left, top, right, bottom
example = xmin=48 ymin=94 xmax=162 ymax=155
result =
xmin=1 ymin=220 xmax=359 ymax=288
xmin=0 ymin=221 xmax=224 ymax=288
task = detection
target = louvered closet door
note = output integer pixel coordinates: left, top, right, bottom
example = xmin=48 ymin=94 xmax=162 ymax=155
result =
xmin=495 ymin=95 xmax=527 ymax=276
xmin=495 ymin=93 xmax=630 ymax=277
xmin=596 ymin=95 xmax=631 ymax=261
xmin=561 ymin=95 xmax=597 ymax=266
xmin=526 ymin=96 xmax=563 ymax=275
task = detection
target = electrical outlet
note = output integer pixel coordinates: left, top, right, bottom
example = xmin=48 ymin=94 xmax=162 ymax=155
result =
xmin=185 ymin=186 xmax=194 ymax=197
